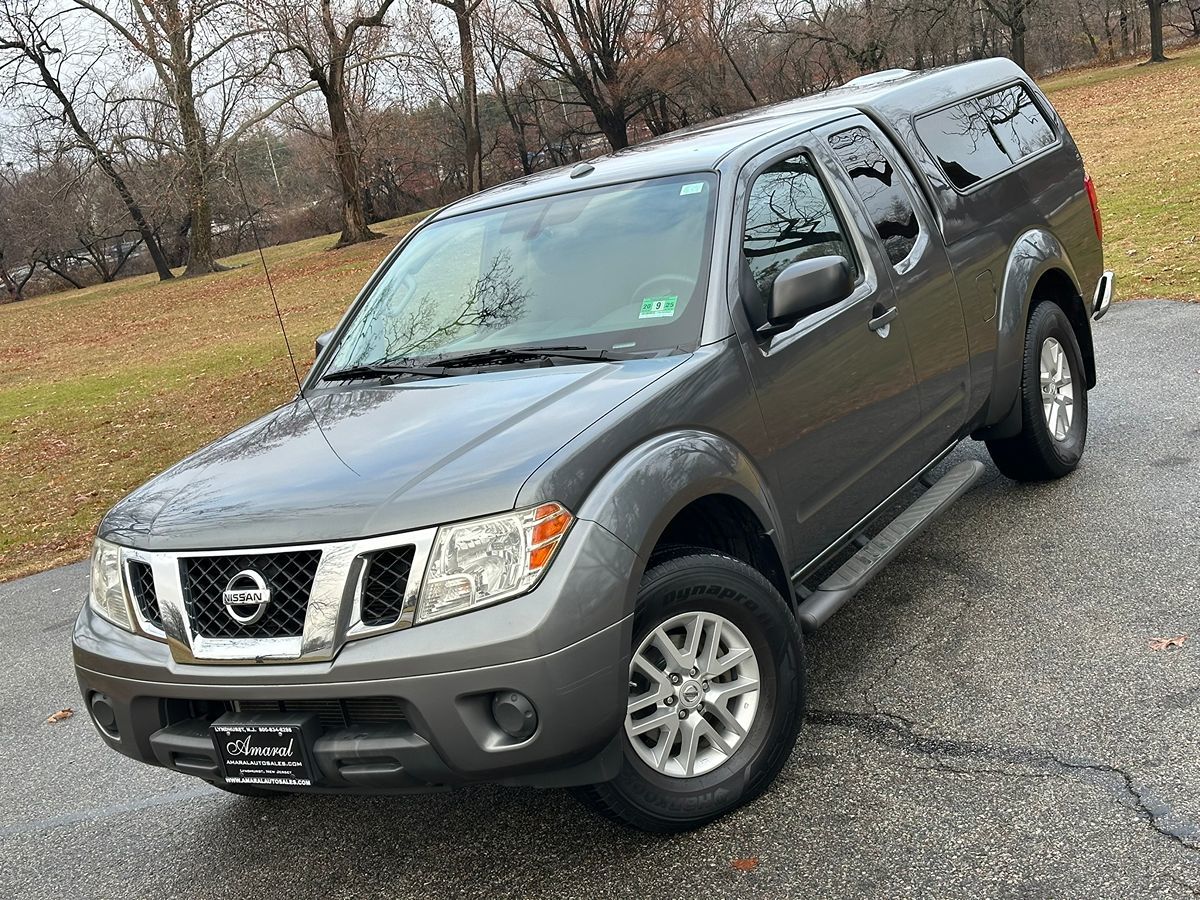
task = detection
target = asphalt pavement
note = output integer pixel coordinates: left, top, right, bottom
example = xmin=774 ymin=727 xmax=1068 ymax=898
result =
xmin=2 ymin=299 xmax=1198 ymax=899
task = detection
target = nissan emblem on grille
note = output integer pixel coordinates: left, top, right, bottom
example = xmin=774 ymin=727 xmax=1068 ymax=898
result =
xmin=221 ymin=570 xmax=272 ymax=625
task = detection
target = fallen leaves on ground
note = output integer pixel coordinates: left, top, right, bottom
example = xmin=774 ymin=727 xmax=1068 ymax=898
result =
xmin=1148 ymin=635 xmax=1187 ymax=652
xmin=46 ymin=708 xmax=74 ymax=723
xmin=731 ymin=857 xmax=759 ymax=872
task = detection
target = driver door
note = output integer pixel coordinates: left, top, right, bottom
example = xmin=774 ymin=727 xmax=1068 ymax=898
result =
xmin=731 ymin=139 xmax=924 ymax=565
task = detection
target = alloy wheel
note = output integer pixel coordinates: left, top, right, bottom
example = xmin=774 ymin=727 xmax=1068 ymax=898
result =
xmin=625 ymin=611 xmax=761 ymax=778
xmin=1039 ymin=336 xmax=1075 ymax=441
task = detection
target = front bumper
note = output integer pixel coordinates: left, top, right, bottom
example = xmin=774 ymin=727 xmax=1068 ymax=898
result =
xmin=73 ymin=519 xmax=638 ymax=791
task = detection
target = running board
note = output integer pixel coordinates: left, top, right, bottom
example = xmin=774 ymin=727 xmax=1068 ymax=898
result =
xmin=796 ymin=460 xmax=986 ymax=632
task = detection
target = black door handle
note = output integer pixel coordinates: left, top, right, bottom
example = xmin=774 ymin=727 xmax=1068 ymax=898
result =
xmin=869 ymin=306 xmax=898 ymax=332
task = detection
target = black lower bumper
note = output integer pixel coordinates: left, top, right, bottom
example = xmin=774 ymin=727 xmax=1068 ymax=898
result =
xmin=148 ymin=717 xmax=464 ymax=792
xmin=76 ymin=616 xmax=631 ymax=792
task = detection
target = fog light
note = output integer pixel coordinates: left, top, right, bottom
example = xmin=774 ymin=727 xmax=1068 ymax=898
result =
xmin=89 ymin=692 xmax=119 ymax=740
xmin=491 ymin=691 xmax=538 ymax=740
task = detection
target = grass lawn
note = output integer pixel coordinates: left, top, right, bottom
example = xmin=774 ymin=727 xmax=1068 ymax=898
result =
xmin=2 ymin=48 xmax=1199 ymax=583
xmin=1042 ymin=42 xmax=1200 ymax=301
xmin=0 ymin=215 xmax=427 ymax=580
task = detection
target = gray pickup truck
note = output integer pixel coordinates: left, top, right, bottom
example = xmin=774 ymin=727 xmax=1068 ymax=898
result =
xmin=75 ymin=57 xmax=1112 ymax=832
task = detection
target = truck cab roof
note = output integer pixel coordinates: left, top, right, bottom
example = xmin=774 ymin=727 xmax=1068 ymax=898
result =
xmin=440 ymin=57 xmax=1032 ymax=220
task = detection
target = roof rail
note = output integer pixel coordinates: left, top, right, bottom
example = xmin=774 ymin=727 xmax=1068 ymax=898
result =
xmin=843 ymin=68 xmax=915 ymax=87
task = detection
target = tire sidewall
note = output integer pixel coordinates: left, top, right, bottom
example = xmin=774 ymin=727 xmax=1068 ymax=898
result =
xmin=1026 ymin=303 xmax=1088 ymax=470
xmin=608 ymin=555 xmax=804 ymax=825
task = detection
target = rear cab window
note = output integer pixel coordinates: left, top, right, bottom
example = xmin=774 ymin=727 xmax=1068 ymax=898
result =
xmin=828 ymin=127 xmax=921 ymax=267
xmin=914 ymin=83 xmax=1058 ymax=191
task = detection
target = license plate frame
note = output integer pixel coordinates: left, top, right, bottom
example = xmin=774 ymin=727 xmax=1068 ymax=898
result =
xmin=210 ymin=713 xmax=320 ymax=787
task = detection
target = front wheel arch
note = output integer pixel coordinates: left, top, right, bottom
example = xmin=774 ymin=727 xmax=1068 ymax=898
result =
xmin=571 ymin=430 xmax=794 ymax=615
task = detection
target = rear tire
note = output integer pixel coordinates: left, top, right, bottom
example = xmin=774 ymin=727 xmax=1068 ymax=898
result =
xmin=986 ymin=301 xmax=1088 ymax=481
xmin=573 ymin=552 xmax=804 ymax=833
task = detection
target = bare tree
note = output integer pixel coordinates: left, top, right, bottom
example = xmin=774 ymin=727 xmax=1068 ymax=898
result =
xmin=1178 ymin=0 xmax=1200 ymax=36
xmin=265 ymin=0 xmax=396 ymax=246
xmin=0 ymin=0 xmax=175 ymax=280
xmin=0 ymin=166 xmax=36 ymax=299
xmin=72 ymin=0 xmax=299 ymax=275
xmin=508 ymin=0 xmax=667 ymax=151
xmin=980 ymin=0 xmax=1037 ymax=69
xmin=1146 ymin=0 xmax=1167 ymax=61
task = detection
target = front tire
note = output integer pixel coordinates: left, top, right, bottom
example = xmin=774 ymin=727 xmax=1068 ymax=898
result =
xmin=986 ymin=301 xmax=1089 ymax=481
xmin=573 ymin=553 xmax=805 ymax=833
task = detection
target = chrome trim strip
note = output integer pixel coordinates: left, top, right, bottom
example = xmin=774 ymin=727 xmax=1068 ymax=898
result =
xmin=121 ymin=548 xmax=167 ymax=641
xmin=114 ymin=529 xmax=437 ymax=665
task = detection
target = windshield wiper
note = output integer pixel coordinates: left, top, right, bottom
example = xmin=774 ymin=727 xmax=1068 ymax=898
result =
xmin=433 ymin=346 xmax=635 ymax=368
xmin=322 ymin=345 xmax=638 ymax=383
xmin=321 ymin=362 xmax=451 ymax=382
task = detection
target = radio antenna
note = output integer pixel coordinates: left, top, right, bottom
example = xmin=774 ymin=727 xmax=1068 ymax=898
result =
xmin=231 ymin=152 xmax=359 ymax=476
xmin=232 ymin=154 xmax=302 ymax=392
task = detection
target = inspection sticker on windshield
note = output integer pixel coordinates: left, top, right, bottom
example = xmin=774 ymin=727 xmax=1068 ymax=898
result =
xmin=679 ymin=182 xmax=705 ymax=196
xmin=640 ymin=295 xmax=678 ymax=319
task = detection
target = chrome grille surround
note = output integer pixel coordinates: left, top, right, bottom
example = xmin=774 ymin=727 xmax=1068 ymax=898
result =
xmin=117 ymin=528 xmax=437 ymax=665
xmin=125 ymin=558 xmax=163 ymax=631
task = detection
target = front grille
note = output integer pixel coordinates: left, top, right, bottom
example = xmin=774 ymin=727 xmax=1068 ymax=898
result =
xmin=181 ymin=550 xmax=321 ymax=639
xmin=228 ymin=697 xmax=407 ymax=730
xmin=360 ymin=546 xmax=416 ymax=627
xmin=127 ymin=560 xmax=162 ymax=629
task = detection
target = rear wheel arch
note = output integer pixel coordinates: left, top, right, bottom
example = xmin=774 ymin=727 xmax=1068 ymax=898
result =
xmin=976 ymin=232 xmax=1094 ymax=440
xmin=1028 ymin=268 xmax=1096 ymax=389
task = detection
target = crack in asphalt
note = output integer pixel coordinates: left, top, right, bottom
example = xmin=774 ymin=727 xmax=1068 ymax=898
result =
xmin=808 ymin=708 xmax=1200 ymax=854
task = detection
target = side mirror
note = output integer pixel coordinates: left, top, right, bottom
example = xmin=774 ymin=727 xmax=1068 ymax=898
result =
xmin=314 ymin=328 xmax=335 ymax=358
xmin=763 ymin=256 xmax=853 ymax=334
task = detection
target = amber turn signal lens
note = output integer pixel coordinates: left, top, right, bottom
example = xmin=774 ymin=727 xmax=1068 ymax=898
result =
xmin=528 ymin=503 xmax=572 ymax=571
xmin=532 ymin=510 xmax=571 ymax=546
xmin=529 ymin=543 xmax=555 ymax=570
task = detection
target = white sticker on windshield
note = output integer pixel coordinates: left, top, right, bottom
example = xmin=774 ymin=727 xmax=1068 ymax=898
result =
xmin=679 ymin=182 xmax=705 ymax=196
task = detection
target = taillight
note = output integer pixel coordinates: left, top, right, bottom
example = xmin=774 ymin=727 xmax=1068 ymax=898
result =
xmin=1084 ymin=174 xmax=1102 ymax=242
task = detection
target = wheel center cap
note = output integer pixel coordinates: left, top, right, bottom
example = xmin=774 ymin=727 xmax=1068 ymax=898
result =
xmin=678 ymin=679 xmax=704 ymax=710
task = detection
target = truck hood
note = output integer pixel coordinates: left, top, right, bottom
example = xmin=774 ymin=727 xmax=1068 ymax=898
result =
xmin=101 ymin=358 xmax=682 ymax=550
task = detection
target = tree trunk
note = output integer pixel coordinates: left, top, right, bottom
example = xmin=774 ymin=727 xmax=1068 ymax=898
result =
xmin=0 ymin=251 xmax=22 ymax=301
xmin=451 ymin=0 xmax=483 ymax=193
xmin=325 ymin=60 xmax=381 ymax=246
xmin=1078 ymin=0 xmax=1102 ymax=57
xmin=44 ymin=262 xmax=85 ymax=289
xmin=1147 ymin=0 xmax=1167 ymax=61
xmin=720 ymin=39 xmax=757 ymax=103
xmin=1010 ymin=10 xmax=1028 ymax=70
xmin=594 ymin=106 xmax=629 ymax=151
xmin=173 ymin=48 xmax=221 ymax=276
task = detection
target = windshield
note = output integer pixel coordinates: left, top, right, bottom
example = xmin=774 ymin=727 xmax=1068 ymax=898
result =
xmin=323 ymin=173 xmax=718 ymax=373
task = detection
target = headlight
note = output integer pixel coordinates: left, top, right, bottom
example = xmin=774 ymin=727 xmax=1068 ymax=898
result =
xmin=88 ymin=538 xmax=134 ymax=631
xmin=416 ymin=502 xmax=573 ymax=624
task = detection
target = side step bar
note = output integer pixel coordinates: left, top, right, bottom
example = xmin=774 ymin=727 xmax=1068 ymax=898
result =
xmin=796 ymin=460 xmax=986 ymax=632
